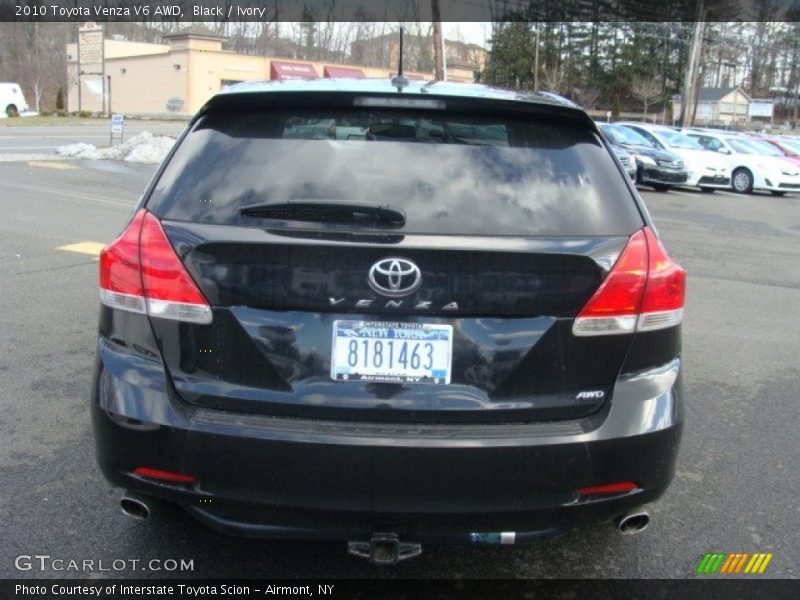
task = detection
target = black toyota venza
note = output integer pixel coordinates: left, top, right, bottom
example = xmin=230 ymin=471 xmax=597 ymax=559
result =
xmin=92 ymin=79 xmax=685 ymax=563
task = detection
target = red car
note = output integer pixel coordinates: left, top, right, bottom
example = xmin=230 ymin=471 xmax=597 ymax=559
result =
xmin=751 ymin=135 xmax=800 ymax=168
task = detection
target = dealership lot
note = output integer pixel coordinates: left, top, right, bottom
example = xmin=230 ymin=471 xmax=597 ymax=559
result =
xmin=0 ymin=127 xmax=798 ymax=578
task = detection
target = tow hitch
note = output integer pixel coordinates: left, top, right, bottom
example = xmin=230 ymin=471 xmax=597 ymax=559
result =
xmin=347 ymin=533 xmax=422 ymax=564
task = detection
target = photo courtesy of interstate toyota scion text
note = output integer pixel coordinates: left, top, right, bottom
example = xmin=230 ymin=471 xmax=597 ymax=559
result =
xmin=92 ymin=77 xmax=686 ymax=565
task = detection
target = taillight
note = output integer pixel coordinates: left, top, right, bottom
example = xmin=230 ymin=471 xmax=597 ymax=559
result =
xmin=573 ymin=226 xmax=685 ymax=336
xmin=99 ymin=209 xmax=212 ymax=324
xmin=99 ymin=210 xmax=147 ymax=315
xmin=576 ymin=481 xmax=639 ymax=497
xmin=133 ymin=467 xmax=196 ymax=484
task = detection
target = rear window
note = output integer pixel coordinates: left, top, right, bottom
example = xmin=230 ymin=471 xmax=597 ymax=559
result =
xmin=744 ymin=139 xmax=783 ymax=157
xmin=659 ymin=129 xmax=704 ymax=150
xmin=147 ymin=106 xmax=642 ymax=236
xmin=601 ymin=124 xmax=652 ymax=148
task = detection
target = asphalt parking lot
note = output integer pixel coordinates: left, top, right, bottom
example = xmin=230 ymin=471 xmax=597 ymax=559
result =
xmin=1 ymin=125 xmax=798 ymax=579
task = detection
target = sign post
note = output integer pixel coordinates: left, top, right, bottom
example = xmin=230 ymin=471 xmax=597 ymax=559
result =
xmin=110 ymin=113 xmax=125 ymax=145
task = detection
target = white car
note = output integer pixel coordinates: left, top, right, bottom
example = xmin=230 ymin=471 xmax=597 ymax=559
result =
xmin=618 ymin=123 xmax=731 ymax=192
xmin=684 ymin=130 xmax=800 ymax=196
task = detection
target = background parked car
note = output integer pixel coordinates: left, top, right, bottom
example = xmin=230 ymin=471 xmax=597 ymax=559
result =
xmin=748 ymin=135 xmax=800 ymax=168
xmin=617 ymin=123 xmax=731 ymax=193
xmin=684 ymin=129 xmax=800 ymax=196
xmin=610 ymin=144 xmax=638 ymax=180
xmin=598 ymin=123 xmax=687 ymax=191
xmin=0 ymin=82 xmax=30 ymax=117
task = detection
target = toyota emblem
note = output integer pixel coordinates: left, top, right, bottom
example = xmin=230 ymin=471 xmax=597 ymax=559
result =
xmin=368 ymin=258 xmax=423 ymax=298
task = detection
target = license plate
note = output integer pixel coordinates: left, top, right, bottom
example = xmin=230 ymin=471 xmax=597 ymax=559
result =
xmin=331 ymin=321 xmax=453 ymax=384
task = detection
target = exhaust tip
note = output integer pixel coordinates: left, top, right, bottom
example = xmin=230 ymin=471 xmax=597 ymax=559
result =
xmin=120 ymin=493 xmax=151 ymax=520
xmin=616 ymin=511 xmax=650 ymax=535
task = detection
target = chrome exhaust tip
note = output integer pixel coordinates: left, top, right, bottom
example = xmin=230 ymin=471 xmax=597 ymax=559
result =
xmin=616 ymin=511 xmax=650 ymax=535
xmin=120 ymin=492 xmax=151 ymax=520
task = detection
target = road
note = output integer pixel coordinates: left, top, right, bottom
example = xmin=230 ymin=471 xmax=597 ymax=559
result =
xmin=0 ymin=121 xmax=186 ymax=154
xmin=1 ymin=126 xmax=799 ymax=579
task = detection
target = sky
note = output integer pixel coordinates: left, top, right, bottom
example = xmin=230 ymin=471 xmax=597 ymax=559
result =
xmin=275 ymin=22 xmax=494 ymax=49
xmin=443 ymin=22 xmax=492 ymax=47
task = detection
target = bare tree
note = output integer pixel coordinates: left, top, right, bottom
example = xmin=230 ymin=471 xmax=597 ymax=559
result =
xmin=0 ymin=22 xmax=70 ymax=112
xmin=541 ymin=62 xmax=567 ymax=94
xmin=631 ymin=76 xmax=662 ymax=120
xmin=573 ymin=86 xmax=601 ymax=110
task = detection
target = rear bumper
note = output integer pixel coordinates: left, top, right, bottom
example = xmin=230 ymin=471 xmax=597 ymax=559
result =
xmin=92 ymin=339 xmax=683 ymax=541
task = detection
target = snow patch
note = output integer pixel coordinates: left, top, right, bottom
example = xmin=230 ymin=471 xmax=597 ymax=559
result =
xmin=56 ymin=132 xmax=175 ymax=164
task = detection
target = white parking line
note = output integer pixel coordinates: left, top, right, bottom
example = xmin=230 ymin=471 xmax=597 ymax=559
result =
xmin=0 ymin=146 xmax=62 ymax=150
xmin=0 ymin=153 xmax=68 ymax=162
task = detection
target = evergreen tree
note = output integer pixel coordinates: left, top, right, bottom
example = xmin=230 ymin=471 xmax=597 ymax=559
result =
xmin=483 ymin=22 xmax=534 ymax=90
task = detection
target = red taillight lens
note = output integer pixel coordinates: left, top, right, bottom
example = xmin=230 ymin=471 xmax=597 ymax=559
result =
xmin=99 ymin=209 xmax=212 ymax=324
xmin=578 ymin=229 xmax=648 ymax=318
xmin=573 ymin=226 xmax=685 ymax=336
xmin=99 ymin=210 xmax=147 ymax=315
xmin=133 ymin=467 xmax=196 ymax=484
xmin=99 ymin=210 xmax=146 ymax=296
xmin=577 ymin=481 xmax=638 ymax=496
xmin=138 ymin=211 xmax=212 ymax=323
xmin=640 ymin=227 xmax=686 ymax=311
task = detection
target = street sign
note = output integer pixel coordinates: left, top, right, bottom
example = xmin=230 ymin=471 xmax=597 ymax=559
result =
xmin=78 ymin=24 xmax=103 ymax=75
xmin=110 ymin=113 xmax=124 ymax=145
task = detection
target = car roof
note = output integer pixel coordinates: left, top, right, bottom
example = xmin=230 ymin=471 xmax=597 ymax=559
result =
xmin=617 ymin=122 xmax=674 ymax=133
xmin=684 ymin=129 xmax=724 ymax=137
xmin=217 ymin=77 xmax=582 ymax=111
xmin=686 ymin=127 xmax=744 ymax=136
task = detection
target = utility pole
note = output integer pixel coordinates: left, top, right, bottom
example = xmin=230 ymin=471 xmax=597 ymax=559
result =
xmin=679 ymin=1 xmax=705 ymax=126
xmin=690 ymin=28 xmax=706 ymax=125
xmin=432 ymin=0 xmax=444 ymax=81
xmin=533 ymin=25 xmax=540 ymax=91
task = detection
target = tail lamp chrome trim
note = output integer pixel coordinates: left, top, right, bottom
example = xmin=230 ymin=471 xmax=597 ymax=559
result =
xmin=100 ymin=288 xmax=212 ymax=325
xmin=572 ymin=308 xmax=683 ymax=337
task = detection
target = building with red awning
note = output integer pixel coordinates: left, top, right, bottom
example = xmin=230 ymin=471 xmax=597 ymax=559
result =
xmin=270 ymin=61 xmax=318 ymax=80
xmin=323 ymin=65 xmax=365 ymax=78
xmin=65 ymin=26 xmax=482 ymax=115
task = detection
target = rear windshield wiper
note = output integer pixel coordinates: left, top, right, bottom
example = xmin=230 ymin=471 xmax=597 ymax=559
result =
xmin=239 ymin=201 xmax=406 ymax=229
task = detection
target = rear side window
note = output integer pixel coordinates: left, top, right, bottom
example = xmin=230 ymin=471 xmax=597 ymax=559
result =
xmin=147 ymin=106 xmax=642 ymax=236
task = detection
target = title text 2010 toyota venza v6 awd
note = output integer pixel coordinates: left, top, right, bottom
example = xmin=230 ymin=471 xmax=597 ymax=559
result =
xmin=92 ymin=79 xmax=685 ymax=564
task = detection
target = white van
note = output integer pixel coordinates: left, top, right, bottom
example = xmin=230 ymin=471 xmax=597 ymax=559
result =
xmin=0 ymin=83 xmax=30 ymax=117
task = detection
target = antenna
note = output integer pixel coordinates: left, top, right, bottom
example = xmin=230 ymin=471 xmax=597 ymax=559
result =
xmin=390 ymin=27 xmax=409 ymax=92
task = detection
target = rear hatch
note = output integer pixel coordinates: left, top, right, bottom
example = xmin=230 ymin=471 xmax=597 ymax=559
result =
xmin=143 ymin=93 xmax=644 ymax=423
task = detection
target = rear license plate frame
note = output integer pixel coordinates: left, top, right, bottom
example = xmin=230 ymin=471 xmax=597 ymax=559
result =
xmin=331 ymin=320 xmax=453 ymax=385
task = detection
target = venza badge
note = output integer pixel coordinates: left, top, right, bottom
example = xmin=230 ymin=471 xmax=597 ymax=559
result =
xmin=368 ymin=258 xmax=423 ymax=298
